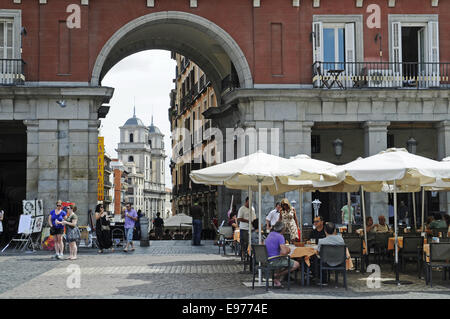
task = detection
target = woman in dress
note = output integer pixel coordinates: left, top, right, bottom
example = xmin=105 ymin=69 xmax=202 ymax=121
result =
xmin=278 ymin=198 xmax=299 ymax=242
xmin=95 ymin=204 xmax=112 ymax=253
xmin=47 ymin=200 xmax=67 ymax=260
xmin=63 ymin=205 xmax=79 ymax=260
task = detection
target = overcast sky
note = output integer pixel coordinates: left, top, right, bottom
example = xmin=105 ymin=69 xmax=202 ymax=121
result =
xmin=99 ymin=50 xmax=176 ymax=187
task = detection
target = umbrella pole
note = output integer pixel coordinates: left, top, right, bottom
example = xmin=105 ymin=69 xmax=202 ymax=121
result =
xmin=248 ymin=186 xmax=253 ymax=267
xmin=421 ymin=187 xmax=425 ymax=231
xmin=299 ymin=188 xmax=303 ymax=242
xmin=394 ymin=180 xmax=399 ymax=282
xmin=361 ymin=186 xmax=368 ymax=259
xmin=412 ymin=192 xmax=417 ymax=230
xmin=384 ymin=180 xmax=412 ymax=286
xmin=258 ymin=180 xmax=262 ymax=285
xmin=347 ymin=192 xmax=352 ymax=233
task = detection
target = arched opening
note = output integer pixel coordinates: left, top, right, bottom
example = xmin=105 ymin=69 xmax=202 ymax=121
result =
xmin=91 ymin=11 xmax=253 ymax=100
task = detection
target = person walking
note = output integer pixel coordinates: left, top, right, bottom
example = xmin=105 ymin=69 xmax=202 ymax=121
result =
xmin=190 ymin=201 xmax=203 ymax=246
xmin=153 ymin=212 xmax=164 ymax=240
xmin=48 ymin=200 xmax=67 ymax=260
xmin=95 ymin=204 xmax=113 ymax=253
xmin=123 ymin=203 xmax=138 ymax=252
xmin=63 ymin=205 xmax=80 ymax=260
xmin=265 ymin=202 xmax=281 ymax=232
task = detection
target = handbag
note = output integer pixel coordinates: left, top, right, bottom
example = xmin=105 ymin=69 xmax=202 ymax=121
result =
xmin=67 ymin=226 xmax=81 ymax=241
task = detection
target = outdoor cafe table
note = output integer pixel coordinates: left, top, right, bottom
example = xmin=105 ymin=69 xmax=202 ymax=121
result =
xmin=290 ymin=244 xmax=354 ymax=270
xmin=387 ymin=236 xmax=428 ymax=251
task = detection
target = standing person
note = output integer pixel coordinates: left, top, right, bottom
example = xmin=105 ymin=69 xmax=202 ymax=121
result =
xmin=153 ymin=212 xmax=164 ymax=240
xmin=134 ymin=209 xmax=143 ymax=240
xmin=95 ymin=204 xmax=113 ymax=253
xmin=190 ymin=201 xmax=203 ymax=246
xmin=265 ymin=202 xmax=281 ymax=232
xmin=388 ymin=203 xmax=395 ymax=225
xmin=237 ymin=197 xmax=256 ymax=257
xmin=341 ymin=203 xmax=355 ymax=225
xmin=278 ymin=198 xmax=299 ymax=242
xmin=48 ymin=200 xmax=67 ymax=260
xmin=123 ymin=203 xmax=138 ymax=252
xmin=63 ymin=205 xmax=79 ymax=260
xmin=398 ymin=201 xmax=409 ymax=225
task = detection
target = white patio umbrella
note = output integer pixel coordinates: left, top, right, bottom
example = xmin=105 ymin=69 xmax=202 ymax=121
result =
xmin=163 ymin=213 xmax=193 ymax=230
xmin=190 ymin=150 xmax=340 ymax=285
xmin=340 ymin=148 xmax=450 ymax=285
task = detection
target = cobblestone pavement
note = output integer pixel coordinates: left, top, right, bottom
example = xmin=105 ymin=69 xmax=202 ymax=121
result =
xmin=0 ymin=240 xmax=449 ymax=299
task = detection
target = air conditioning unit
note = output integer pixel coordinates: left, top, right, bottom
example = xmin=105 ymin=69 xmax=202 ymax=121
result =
xmin=368 ymin=69 xmax=396 ymax=88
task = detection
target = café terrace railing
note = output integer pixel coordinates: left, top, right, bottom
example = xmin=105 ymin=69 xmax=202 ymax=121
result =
xmin=0 ymin=59 xmax=26 ymax=85
xmin=312 ymin=61 xmax=450 ymax=89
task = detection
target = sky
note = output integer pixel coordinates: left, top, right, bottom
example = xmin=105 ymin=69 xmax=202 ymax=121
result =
xmin=99 ymin=50 xmax=176 ymax=188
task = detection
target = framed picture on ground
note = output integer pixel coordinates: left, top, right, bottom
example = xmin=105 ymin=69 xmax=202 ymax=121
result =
xmin=33 ymin=216 xmax=44 ymax=233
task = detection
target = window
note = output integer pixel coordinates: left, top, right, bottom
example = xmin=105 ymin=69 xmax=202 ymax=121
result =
xmin=129 ymin=133 xmax=134 ymax=143
xmin=128 ymin=156 xmax=134 ymax=162
xmin=0 ymin=19 xmax=14 ymax=59
xmin=311 ymin=135 xmax=321 ymax=154
xmin=323 ymin=26 xmax=345 ymax=69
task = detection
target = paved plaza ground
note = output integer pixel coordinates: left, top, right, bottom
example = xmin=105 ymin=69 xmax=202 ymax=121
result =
xmin=0 ymin=240 xmax=449 ymax=299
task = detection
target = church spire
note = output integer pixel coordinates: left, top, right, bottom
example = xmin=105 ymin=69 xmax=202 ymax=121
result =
xmin=133 ymin=97 xmax=136 ymax=117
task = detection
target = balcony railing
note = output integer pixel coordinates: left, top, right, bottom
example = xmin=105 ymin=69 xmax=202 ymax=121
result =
xmin=0 ymin=59 xmax=26 ymax=85
xmin=312 ymin=61 xmax=450 ymax=90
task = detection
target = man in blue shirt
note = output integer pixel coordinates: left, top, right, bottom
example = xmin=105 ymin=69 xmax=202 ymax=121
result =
xmin=123 ymin=203 xmax=138 ymax=252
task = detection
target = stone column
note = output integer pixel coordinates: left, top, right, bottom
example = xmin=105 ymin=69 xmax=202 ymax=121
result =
xmin=300 ymin=122 xmax=314 ymax=226
xmin=24 ymin=120 xmax=39 ymax=200
xmin=436 ymin=120 xmax=450 ymax=213
xmin=363 ymin=121 xmax=390 ymax=223
xmin=87 ymin=120 xmax=100 ymax=226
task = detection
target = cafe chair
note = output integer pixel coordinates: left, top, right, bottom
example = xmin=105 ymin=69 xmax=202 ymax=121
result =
xmin=373 ymin=233 xmax=390 ymax=265
xmin=217 ymin=226 xmax=234 ymax=255
xmin=425 ymin=243 xmax=450 ymax=287
xmin=319 ymin=245 xmax=348 ymax=290
xmin=399 ymin=236 xmax=424 ymax=275
xmin=251 ymin=244 xmax=293 ymax=291
xmin=344 ymin=237 xmax=365 ymax=273
xmin=432 ymin=228 xmax=449 ymax=239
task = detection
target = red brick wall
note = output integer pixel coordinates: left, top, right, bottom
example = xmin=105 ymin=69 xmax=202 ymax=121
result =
xmin=3 ymin=0 xmax=448 ymax=85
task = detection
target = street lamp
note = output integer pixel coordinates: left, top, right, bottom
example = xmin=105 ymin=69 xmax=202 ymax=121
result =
xmin=407 ymin=137 xmax=417 ymax=154
xmin=333 ymin=138 xmax=343 ymax=157
xmin=312 ymin=199 xmax=321 ymax=217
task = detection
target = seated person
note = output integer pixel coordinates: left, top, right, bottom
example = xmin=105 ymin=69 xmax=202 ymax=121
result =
xmin=429 ymin=212 xmax=447 ymax=229
xmin=309 ymin=216 xmax=326 ymax=242
xmin=317 ymin=222 xmax=345 ymax=253
xmin=373 ymin=215 xmax=390 ymax=233
xmin=264 ymin=221 xmax=300 ymax=288
xmin=251 ymin=218 xmax=264 ymax=245
xmin=365 ymin=216 xmax=376 ymax=233
xmin=228 ymin=211 xmax=238 ymax=231
xmin=162 ymin=229 xmax=172 ymax=240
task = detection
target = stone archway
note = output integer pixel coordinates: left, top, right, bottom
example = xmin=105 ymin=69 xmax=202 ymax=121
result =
xmin=91 ymin=11 xmax=253 ymax=96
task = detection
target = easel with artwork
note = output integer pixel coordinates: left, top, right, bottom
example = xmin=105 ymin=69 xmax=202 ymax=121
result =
xmin=1 ymin=200 xmax=44 ymax=252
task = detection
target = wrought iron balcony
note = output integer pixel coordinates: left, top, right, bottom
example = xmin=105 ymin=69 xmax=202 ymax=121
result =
xmin=312 ymin=61 xmax=450 ymax=89
xmin=221 ymin=73 xmax=239 ymax=93
xmin=0 ymin=59 xmax=26 ymax=85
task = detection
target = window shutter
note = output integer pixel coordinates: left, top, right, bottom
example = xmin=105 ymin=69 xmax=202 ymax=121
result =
xmin=344 ymin=23 xmax=355 ymax=64
xmin=344 ymin=22 xmax=356 ymax=84
xmin=428 ymin=21 xmax=440 ymax=86
xmin=312 ymin=21 xmax=323 ymax=63
xmin=391 ymin=21 xmax=402 ymax=86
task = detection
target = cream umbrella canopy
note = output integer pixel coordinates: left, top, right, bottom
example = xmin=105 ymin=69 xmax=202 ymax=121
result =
xmin=190 ymin=150 xmax=341 ymax=285
xmin=339 ymin=148 xmax=450 ymax=285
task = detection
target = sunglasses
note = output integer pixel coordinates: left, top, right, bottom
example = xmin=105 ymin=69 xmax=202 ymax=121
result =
xmin=313 ymin=220 xmax=321 ymax=223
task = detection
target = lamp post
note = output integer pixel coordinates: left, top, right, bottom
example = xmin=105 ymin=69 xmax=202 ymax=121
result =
xmin=333 ymin=138 xmax=343 ymax=157
xmin=407 ymin=137 xmax=417 ymax=154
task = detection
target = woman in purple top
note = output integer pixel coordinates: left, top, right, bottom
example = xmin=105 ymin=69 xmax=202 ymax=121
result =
xmin=47 ymin=200 xmax=67 ymax=260
xmin=123 ymin=203 xmax=138 ymax=252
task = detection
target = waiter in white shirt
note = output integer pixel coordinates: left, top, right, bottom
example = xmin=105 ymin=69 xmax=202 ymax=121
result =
xmin=237 ymin=196 xmax=256 ymax=258
xmin=265 ymin=202 xmax=281 ymax=232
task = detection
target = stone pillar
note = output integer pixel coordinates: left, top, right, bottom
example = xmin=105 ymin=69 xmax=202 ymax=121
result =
xmin=436 ymin=120 xmax=450 ymax=213
xmin=301 ymin=122 xmax=313 ymax=226
xmin=24 ymin=120 xmax=39 ymax=200
xmin=364 ymin=121 xmax=390 ymax=223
